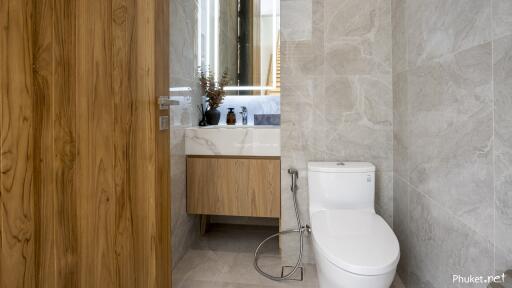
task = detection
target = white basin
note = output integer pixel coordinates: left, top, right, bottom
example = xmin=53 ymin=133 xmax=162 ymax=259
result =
xmin=185 ymin=126 xmax=280 ymax=156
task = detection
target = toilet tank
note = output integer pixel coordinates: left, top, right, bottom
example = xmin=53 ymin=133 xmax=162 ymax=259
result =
xmin=308 ymin=162 xmax=376 ymax=215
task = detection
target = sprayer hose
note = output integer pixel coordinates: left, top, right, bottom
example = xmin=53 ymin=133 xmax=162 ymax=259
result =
xmin=253 ymin=169 xmax=308 ymax=281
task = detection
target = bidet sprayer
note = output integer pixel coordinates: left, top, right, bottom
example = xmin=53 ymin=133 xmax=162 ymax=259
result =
xmin=288 ymin=168 xmax=298 ymax=176
xmin=254 ymin=167 xmax=306 ymax=281
xmin=288 ymin=168 xmax=299 ymax=193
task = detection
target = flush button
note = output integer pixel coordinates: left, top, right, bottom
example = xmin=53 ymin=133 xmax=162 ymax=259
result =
xmin=336 ymin=162 xmax=345 ymax=166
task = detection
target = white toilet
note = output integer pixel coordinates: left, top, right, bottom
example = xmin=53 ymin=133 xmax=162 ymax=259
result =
xmin=308 ymin=162 xmax=400 ymax=288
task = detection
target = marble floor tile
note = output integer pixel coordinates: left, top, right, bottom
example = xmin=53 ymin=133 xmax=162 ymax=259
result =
xmin=173 ymin=224 xmax=404 ymax=288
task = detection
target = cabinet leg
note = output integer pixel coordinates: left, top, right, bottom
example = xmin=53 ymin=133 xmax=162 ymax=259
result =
xmin=200 ymin=215 xmax=209 ymax=235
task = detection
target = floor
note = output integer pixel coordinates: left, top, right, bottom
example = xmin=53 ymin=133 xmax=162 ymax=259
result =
xmin=172 ymin=224 xmax=405 ymax=288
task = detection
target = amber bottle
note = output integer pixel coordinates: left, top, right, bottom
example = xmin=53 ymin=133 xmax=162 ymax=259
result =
xmin=226 ymin=108 xmax=237 ymax=125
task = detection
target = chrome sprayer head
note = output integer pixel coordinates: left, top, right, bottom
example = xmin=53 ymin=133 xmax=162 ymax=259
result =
xmin=288 ymin=168 xmax=298 ymax=177
xmin=288 ymin=168 xmax=299 ymax=194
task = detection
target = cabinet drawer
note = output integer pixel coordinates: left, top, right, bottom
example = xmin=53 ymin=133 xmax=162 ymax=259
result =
xmin=186 ymin=156 xmax=281 ymax=218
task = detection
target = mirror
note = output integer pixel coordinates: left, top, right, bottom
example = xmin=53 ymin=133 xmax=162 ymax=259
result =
xmin=198 ymin=0 xmax=280 ymax=96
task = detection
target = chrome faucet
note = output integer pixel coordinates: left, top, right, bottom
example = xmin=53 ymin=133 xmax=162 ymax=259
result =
xmin=240 ymin=106 xmax=248 ymax=125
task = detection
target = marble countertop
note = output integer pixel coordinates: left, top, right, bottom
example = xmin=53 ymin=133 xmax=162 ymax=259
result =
xmin=185 ymin=126 xmax=280 ymax=156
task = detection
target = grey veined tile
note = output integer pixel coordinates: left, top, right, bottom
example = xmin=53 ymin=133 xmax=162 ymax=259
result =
xmin=281 ymin=41 xmax=325 ymax=78
xmin=406 ymin=43 xmax=494 ymax=239
xmin=323 ymin=0 xmax=391 ymax=75
xmin=495 ymin=246 xmax=512 ymax=277
xmin=281 ymin=0 xmax=313 ymax=42
xmin=325 ymin=40 xmax=391 ymax=75
xmin=375 ymin=171 xmax=394 ymax=227
xmin=392 ymin=0 xmax=408 ymax=74
xmin=393 ymin=178 xmax=410 ymax=285
xmin=406 ymin=0 xmax=491 ymax=68
xmin=322 ymin=74 xmax=393 ymax=172
xmin=322 ymin=75 xmax=392 ymax=126
xmin=393 ymin=71 xmax=409 ymax=180
xmin=493 ymin=0 xmax=512 ymax=39
xmin=408 ymin=190 xmax=494 ymax=288
xmin=324 ymin=0 xmax=390 ymax=40
xmin=494 ymin=35 xmax=512 ymax=261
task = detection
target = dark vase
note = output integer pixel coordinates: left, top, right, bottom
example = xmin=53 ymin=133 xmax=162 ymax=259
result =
xmin=205 ymin=107 xmax=221 ymax=125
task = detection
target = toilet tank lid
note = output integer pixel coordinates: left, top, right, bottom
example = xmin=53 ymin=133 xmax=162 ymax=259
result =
xmin=308 ymin=162 xmax=375 ymax=173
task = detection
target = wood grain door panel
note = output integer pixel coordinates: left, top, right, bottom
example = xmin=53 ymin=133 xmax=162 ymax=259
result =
xmin=0 ymin=0 xmax=171 ymax=287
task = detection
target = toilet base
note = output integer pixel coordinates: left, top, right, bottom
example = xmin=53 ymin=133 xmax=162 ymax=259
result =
xmin=313 ymin=244 xmax=396 ymax=288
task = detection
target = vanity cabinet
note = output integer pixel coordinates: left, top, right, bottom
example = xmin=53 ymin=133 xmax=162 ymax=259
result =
xmin=186 ymin=156 xmax=281 ymax=218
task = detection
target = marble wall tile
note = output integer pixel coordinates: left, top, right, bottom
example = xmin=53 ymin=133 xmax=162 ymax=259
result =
xmin=170 ymin=0 xmax=201 ymax=267
xmin=281 ymin=0 xmax=324 ymax=41
xmin=359 ymin=75 xmax=393 ymax=127
xmin=392 ymin=0 xmax=512 ymax=282
xmin=171 ymin=0 xmax=199 ymax=85
xmin=281 ymin=0 xmax=313 ymax=42
xmin=392 ymin=71 xmax=409 ymax=180
xmin=392 ymin=0 xmax=408 ymax=74
xmin=322 ymin=76 xmax=357 ymax=121
xmin=170 ymin=106 xmax=200 ymax=269
xmin=406 ymin=43 xmax=494 ymax=238
xmin=392 ymin=71 xmax=410 ymax=282
xmin=280 ymin=76 xmax=325 ymax=264
xmin=393 ymin=178 xmax=410 ymax=284
xmin=406 ymin=0 xmax=491 ymax=68
xmin=281 ymin=42 xmax=325 ymax=78
xmin=281 ymin=0 xmax=393 ymax=264
xmin=408 ymin=189 xmax=494 ymax=288
xmin=281 ymin=78 xmax=326 ymax=168
xmin=281 ymin=0 xmax=325 ymax=78
xmin=280 ymin=167 xmax=316 ymax=264
xmin=324 ymin=125 xmax=392 ymax=172
xmin=494 ymin=34 xmax=512 ymax=270
xmin=496 ymin=246 xmax=512 ymax=276
xmin=493 ymin=0 xmax=512 ymax=39
xmin=322 ymin=75 xmax=393 ymax=170
xmin=324 ymin=0 xmax=386 ymax=39
xmin=376 ymin=172 xmax=394 ymax=226
xmin=324 ymin=42 xmax=391 ymax=76
xmin=324 ymin=0 xmax=392 ymax=75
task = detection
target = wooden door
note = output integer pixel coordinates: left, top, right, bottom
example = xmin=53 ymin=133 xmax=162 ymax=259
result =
xmin=0 ymin=0 xmax=171 ymax=287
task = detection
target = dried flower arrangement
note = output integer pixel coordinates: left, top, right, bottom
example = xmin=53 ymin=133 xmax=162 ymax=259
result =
xmin=198 ymin=67 xmax=230 ymax=109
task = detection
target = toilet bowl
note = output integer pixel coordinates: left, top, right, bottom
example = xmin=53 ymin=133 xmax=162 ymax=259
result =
xmin=308 ymin=162 xmax=400 ymax=288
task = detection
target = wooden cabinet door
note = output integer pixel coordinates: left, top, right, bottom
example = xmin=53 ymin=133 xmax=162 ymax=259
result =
xmin=247 ymin=158 xmax=281 ymax=217
xmin=187 ymin=157 xmax=281 ymax=218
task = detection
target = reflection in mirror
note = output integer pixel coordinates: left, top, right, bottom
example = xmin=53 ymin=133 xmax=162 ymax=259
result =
xmin=198 ymin=0 xmax=280 ymax=96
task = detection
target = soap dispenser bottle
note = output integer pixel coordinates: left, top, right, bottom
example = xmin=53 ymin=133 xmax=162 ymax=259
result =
xmin=240 ymin=106 xmax=248 ymax=125
xmin=226 ymin=108 xmax=237 ymax=125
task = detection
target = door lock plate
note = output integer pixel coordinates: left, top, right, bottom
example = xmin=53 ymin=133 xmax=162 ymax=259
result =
xmin=159 ymin=116 xmax=170 ymax=131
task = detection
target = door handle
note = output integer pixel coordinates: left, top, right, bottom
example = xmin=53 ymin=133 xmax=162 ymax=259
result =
xmin=159 ymin=96 xmax=180 ymax=109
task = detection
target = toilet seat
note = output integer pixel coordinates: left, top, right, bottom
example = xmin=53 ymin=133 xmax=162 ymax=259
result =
xmin=311 ymin=209 xmax=400 ymax=276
